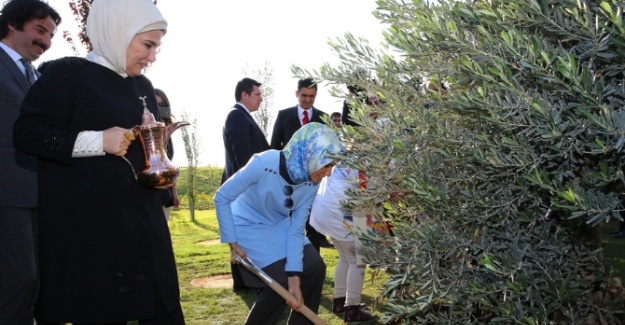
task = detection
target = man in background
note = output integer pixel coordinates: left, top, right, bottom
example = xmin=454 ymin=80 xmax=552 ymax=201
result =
xmin=270 ymin=78 xmax=328 ymax=149
xmin=270 ymin=78 xmax=333 ymax=251
xmin=341 ymin=84 xmax=366 ymax=127
xmin=222 ymin=77 xmax=270 ymax=292
xmin=0 ymin=0 xmax=61 ymax=323
xmin=331 ymin=112 xmax=342 ymax=128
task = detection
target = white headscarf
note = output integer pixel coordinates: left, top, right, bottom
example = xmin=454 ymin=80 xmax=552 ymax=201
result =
xmin=86 ymin=0 xmax=167 ymax=77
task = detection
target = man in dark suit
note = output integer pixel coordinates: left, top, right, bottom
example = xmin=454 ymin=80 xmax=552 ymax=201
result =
xmin=0 ymin=1 xmax=60 ymax=324
xmin=222 ymin=77 xmax=270 ymax=292
xmin=270 ymin=78 xmax=334 ymax=251
xmin=270 ymin=78 xmax=328 ymax=150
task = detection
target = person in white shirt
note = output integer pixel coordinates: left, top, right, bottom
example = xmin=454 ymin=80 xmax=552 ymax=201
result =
xmin=310 ymin=166 xmax=376 ymax=322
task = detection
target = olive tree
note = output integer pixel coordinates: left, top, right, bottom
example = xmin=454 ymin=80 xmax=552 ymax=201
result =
xmin=295 ymin=0 xmax=625 ymax=323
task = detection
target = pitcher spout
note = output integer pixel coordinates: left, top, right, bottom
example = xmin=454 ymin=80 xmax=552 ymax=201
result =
xmin=164 ymin=121 xmax=191 ymax=143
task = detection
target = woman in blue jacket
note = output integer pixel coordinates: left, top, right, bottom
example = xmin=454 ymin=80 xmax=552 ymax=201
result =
xmin=214 ymin=122 xmax=342 ymax=324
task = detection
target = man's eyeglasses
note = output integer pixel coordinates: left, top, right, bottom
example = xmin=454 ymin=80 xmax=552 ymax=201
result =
xmin=283 ymin=185 xmax=294 ymax=208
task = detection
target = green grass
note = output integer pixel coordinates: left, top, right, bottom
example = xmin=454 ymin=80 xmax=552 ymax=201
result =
xmin=168 ymin=209 xmax=387 ymax=325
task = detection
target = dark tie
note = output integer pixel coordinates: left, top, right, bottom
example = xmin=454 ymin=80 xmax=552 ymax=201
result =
xmin=20 ymin=58 xmax=36 ymax=86
xmin=302 ymin=110 xmax=309 ymax=125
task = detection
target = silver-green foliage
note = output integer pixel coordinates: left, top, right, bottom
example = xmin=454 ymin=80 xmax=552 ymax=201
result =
xmin=295 ymin=0 xmax=625 ymax=323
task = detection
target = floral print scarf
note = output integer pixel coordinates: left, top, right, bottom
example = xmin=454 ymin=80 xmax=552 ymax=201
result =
xmin=283 ymin=122 xmax=343 ymax=184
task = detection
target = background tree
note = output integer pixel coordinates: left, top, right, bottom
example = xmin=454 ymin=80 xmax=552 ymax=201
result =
xmin=180 ymin=111 xmax=201 ymax=222
xmin=243 ymin=62 xmax=275 ymax=137
xmin=176 ymin=167 xmax=222 ymax=210
xmin=63 ymin=0 xmax=92 ymax=54
xmin=295 ymin=0 xmax=625 ymax=323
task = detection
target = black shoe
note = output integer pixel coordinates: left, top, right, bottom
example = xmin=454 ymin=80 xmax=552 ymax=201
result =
xmin=344 ymin=305 xmax=376 ymax=323
xmin=611 ymin=231 xmax=625 ymax=238
xmin=319 ymin=237 xmax=334 ymax=248
xmin=332 ymin=297 xmax=346 ymax=314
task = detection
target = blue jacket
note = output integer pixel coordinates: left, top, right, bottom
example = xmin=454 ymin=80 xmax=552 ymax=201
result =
xmin=214 ymin=150 xmax=319 ymax=272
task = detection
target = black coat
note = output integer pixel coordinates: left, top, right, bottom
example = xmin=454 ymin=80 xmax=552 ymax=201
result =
xmin=159 ymin=139 xmax=175 ymax=206
xmin=270 ymin=106 xmax=327 ymax=150
xmin=13 ymin=58 xmax=180 ymax=323
xmin=341 ymin=100 xmax=361 ymax=127
xmin=221 ymin=104 xmax=270 ymax=184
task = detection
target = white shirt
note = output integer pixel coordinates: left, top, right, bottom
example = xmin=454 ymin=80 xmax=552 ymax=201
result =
xmin=310 ymin=166 xmax=361 ymax=242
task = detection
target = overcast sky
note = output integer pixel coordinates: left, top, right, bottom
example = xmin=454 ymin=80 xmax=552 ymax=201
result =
xmin=17 ymin=0 xmax=388 ymax=167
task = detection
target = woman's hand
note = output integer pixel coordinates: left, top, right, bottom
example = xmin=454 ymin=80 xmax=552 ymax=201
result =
xmin=229 ymin=243 xmax=247 ymax=264
xmin=287 ymin=276 xmax=303 ymax=310
xmin=103 ymin=127 xmax=133 ymax=156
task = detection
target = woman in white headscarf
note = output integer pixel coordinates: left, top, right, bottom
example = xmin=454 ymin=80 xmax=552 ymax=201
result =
xmin=13 ymin=0 xmax=184 ymax=324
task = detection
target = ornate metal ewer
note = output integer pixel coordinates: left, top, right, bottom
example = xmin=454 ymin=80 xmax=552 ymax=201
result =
xmin=131 ymin=96 xmax=190 ymax=187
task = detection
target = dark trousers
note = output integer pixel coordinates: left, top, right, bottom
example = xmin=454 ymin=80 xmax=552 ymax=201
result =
xmin=306 ymin=220 xmax=325 ymax=252
xmin=244 ymin=244 xmax=326 ymax=325
xmin=231 ymin=262 xmax=247 ymax=290
xmin=0 ymin=207 xmax=38 ymax=325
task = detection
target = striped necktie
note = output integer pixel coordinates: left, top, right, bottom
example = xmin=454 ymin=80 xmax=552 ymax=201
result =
xmin=302 ymin=110 xmax=309 ymax=125
xmin=20 ymin=58 xmax=36 ymax=86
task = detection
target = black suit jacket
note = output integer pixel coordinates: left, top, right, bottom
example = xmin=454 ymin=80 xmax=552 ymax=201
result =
xmin=341 ymin=99 xmax=361 ymax=127
xmin=0 ymin=46 xmax=38 ymax=207
xmin=270 ymin=106 xmax=327 ymax=150
xmin=222 ymin=104 xmax=270 ymax=183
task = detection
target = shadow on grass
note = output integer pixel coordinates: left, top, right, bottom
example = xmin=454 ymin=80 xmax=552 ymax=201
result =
xmin=233 ymin=289 xmax=256 ymax=309
xmin=191 ymin=219 xmax=212 ymax=230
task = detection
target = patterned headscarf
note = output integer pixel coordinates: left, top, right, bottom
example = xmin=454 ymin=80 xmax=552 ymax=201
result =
xmin=86 ymin=0 xmax=167 ymax=77
xmin=283 ymin=122 xmax=343 ymax=183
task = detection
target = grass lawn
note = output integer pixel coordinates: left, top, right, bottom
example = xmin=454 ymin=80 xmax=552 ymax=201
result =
xmin=168 ymin=209 xmax=387 ymax=325
xmin=168 ymin=210 xmax=625 ymax=325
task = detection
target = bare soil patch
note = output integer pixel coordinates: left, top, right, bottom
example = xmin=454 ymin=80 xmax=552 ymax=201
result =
xmin=198 ymin=239 xmax=221 ymax=246
xmin=192 ymin=240 xmax=231 ymax=288
xmin=190 ymin=274 xmax=232 ymax=289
